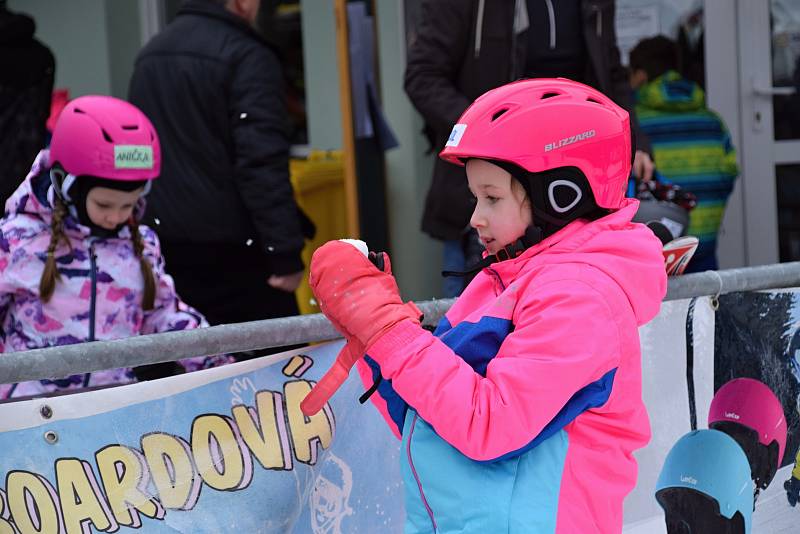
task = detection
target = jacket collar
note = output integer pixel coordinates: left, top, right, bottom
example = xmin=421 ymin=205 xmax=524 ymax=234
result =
xmin=178 ymin=0 xmax=270 ymax=47
xmin=486 ymin=198 xmax=640 ymax=283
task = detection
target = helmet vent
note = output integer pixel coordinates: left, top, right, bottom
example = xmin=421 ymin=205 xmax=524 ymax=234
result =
xmin=586 ymin=97 xmax=602 ymax=104
xmin=73 ymin=108 xmax=86 ymax=114
xmin=121 ymin=125 xmax=139 ymax=130
xmin=101 ymin=129 xmax=113 ymax=143
xmin=541 ymin=92 xmax=561 ymax=99
xmin=491 ymin=108 xmax=509 ymax=122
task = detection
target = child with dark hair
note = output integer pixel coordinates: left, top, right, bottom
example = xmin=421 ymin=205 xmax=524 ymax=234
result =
xmin=629 ymin=35 xmax=739 ymax=272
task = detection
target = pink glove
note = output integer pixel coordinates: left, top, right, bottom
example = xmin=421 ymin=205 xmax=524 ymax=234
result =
xmin=309 ymin=241 xmax=421 ymax=350
xmin=300 ymin=242 xmax=421 ymax=416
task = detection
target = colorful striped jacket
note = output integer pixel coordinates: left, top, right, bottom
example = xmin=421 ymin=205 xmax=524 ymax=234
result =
xmin=635 ymin=70 xmax=739 ymax=272
xmin=358 ymin=199 xmax=667 ymax=533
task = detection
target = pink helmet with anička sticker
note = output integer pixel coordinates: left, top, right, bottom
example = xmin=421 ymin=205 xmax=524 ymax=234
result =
xmin=49 ymin=95 xmax=161 ymax=182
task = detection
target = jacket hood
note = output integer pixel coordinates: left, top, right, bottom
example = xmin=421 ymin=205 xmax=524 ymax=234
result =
xmin=493 ymin=199 xmax=667 ymax=326
xmin=0 ymin=10 xmax=35 ymax=44
xmin=5 ymin=150 xmax=140 ymax=239
xmin=636 ymin=70 xmax=705 ymax=112
xmin=5 ymin=150 xmax=56 ymax=222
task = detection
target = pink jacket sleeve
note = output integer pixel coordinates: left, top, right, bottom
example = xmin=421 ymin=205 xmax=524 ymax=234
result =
xmin=367 ymin=276 xmax=625 ymax=461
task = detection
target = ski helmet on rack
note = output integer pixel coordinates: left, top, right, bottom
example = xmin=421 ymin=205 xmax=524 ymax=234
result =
xmin=49 ymin=95 xmax=160 ymax=206
xmin=656 ymin=430 xmax=753 ymax=534
xmin=439 ymin=78 xmax=632 ymax=246
xmin=708 ymin=378 xmax=787 ymax=491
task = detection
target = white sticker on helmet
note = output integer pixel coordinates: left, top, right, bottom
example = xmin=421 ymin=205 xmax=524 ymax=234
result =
xmin=114 ymin=145 xmax=154 ymax=169
xmin=446 ymin=124 xmax=468 ymax=147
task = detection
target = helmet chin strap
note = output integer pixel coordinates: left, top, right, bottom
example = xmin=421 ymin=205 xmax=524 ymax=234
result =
xmin=442 ymin=225 xmax=544 ymax=278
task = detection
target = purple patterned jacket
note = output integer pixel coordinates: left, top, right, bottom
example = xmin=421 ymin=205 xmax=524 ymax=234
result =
xmin=0 ymin=151 xmax=231 ymax=399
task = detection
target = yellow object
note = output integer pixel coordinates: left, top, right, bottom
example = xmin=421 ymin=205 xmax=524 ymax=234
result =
xmin=290 ymin=151 xmax=347 ymax=314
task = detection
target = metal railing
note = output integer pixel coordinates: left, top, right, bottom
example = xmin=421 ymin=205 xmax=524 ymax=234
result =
xmin=1 ymin=262 xmax=799 ymax=384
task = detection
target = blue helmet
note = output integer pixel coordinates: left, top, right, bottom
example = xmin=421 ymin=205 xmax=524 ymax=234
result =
xmin=655 ymin=430 xmax=753 ymax=534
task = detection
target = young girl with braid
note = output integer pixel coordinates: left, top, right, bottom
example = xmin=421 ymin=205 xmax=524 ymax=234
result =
xmin=0 ymin=95 xmax=230 ymax=399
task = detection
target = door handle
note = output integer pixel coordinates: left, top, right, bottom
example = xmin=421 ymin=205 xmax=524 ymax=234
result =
xmin=753 ymin=83 xmax=797 ymax=97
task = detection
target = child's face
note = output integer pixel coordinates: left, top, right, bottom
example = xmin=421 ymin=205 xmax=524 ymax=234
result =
xmin=467 ymin=159 xmax=532 ymax=255
xmin=85 ymin=187 xmax=143 ymax=230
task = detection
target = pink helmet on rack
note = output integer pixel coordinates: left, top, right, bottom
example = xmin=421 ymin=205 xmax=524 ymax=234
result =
xmin=708 ymin=377 xmax=787 ymax=491
xmin=49 ymin=95 xmax=161 ymax=182
xmin=439 ymin=78 xmax=632 ymax=214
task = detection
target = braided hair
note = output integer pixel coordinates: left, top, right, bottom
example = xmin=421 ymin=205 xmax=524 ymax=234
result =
xmin=128 ymin=219 xmax=156 ymax=311
xmin=38 ymin=197 xmax=72 ymax=302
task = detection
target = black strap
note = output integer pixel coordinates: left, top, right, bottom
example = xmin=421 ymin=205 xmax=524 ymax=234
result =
xmin=359 ymin=375 xmax=382 ymax=404
xmin=442 ymin=226 xmax=543 ymax=278
xmin=685 ymin=297 xmax=698 ymax=431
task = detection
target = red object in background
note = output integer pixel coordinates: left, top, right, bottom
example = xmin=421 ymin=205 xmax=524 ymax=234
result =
xmin=46 ymin=89 xmax=69 ymax=132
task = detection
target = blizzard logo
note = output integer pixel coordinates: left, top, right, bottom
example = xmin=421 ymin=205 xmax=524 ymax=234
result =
xmin=724 ymin=411 xmax=740 ymax=420
xmin=544 ymin=129 xmax=596 ymax=152
xmin=114 ymin=145 xmax=154 ymax=169
xmin=680 ymin=475 xmax=698 ymax=485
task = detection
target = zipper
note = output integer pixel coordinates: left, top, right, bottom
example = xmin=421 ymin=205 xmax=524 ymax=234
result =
xmin=594 ymin=5 xmax=602 ymax=37
xmin=88 ymin=240 xmax=98 ymax=342
xmin=474 ymin=0 xmax=486 ymax=58
xmin=407 ymin=413 xmax=438 ymax=532
xmin=544 ymin=0 xmax=556 ymax=49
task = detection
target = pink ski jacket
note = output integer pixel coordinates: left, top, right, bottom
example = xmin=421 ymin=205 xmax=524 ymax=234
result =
xmin=358 ymin=199 xmax=667 ymax=533
xmin=0 ymin=151 xmax=230 ymax=399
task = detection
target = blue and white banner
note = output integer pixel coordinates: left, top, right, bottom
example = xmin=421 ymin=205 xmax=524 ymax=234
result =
xmin=0 ymin=341 xmax=404 ymax=533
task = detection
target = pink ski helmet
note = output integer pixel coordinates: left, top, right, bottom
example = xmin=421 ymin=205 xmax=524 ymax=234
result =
xmin=708 ymin=377 xmax=787 ymax=490
xmin=49 ymin=95 xmax=161 ymax=182
xmin=439 ymin=78 xmax=632 ymax=211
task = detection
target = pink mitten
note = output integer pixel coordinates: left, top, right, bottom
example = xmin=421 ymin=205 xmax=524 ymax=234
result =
xmin=309 ymin=241 xmax=421 ymax=350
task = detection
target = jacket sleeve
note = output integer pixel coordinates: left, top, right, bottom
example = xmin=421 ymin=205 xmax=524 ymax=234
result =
xmin=404 ymin=0 xmax=474 ymax=134
xmin=139 ymin=227 xmax=233 ymax=371
xmin=0 ymin=226 xmax=13 ymax=354
xmin=140 ymin=227 xmax=207 ymax=335
xmin=365 ymin=277 xmax=624 ymax=461
xmin=229 ymin=44 xmax=305 ymax=275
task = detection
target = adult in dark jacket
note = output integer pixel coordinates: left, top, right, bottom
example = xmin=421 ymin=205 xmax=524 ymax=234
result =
xmin=128 ymin=0 xmax=313 ymax=335
xmin=0 ymin=0 xmax=54 ymax=210
xmin=405 ymin=0 xmax=653 ymax=296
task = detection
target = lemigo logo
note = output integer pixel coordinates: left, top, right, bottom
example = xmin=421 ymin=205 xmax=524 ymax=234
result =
xmin=544 ymin=129 xmax=596 ymax=152
xmin=114 ymin=145 xmax=154 ymax=169
xmin=446 ymin=124 xmax=467 ymax=147
xmin=680 ymin=475 xmax=698 ymax=485
xmin=724 ymin=411 xmax=740 ymax=420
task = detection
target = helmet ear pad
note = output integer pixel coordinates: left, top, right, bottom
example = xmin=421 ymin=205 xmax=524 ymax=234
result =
xmin=709 ymin=420 xmax=781 ymax=490
xmin=487 ymin=161 xmax=606 ymax=237
xmin=656 ymin=488 xmax=747 ymax=534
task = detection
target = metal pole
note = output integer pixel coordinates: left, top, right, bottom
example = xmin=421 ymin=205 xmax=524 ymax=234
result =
xmin=1 ymin=262 xmax=799 ymax=385
xmin=0 ymin=299 xmax=455 ymax=384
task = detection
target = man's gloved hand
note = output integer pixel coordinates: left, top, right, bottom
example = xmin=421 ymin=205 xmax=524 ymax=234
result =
xmin=785 ymin=476 xmax=800 ymax=507
xmin=309 ymin=240 xmax=421 ymax=350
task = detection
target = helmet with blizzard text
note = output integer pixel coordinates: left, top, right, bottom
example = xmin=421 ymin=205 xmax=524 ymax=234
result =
xmin=656 ymin=429 xmax=753 ymax=534
xmin=439 ymin=78 xmax=632 ymax=232
xmin=708 ymin=377 xmax=787 ymax=491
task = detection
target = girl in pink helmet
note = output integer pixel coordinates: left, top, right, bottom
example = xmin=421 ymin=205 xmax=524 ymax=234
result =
xmin=304 ymin=78 xmax=667 ymax=532
xmin=0 ymin=95 xmax=231 ymax=399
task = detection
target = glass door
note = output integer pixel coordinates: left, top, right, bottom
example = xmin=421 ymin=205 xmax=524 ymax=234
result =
xmin=735 ymin=0 xmax=800 ymax=264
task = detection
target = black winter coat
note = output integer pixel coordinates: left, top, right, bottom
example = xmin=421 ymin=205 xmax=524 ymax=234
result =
xmin=0 ymin=9 xmax=54 ymax=210
xmin=405 ymin=0 xmax=650 ymax=240
xmin=128 ymin=0 xmax=312 ymax=275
